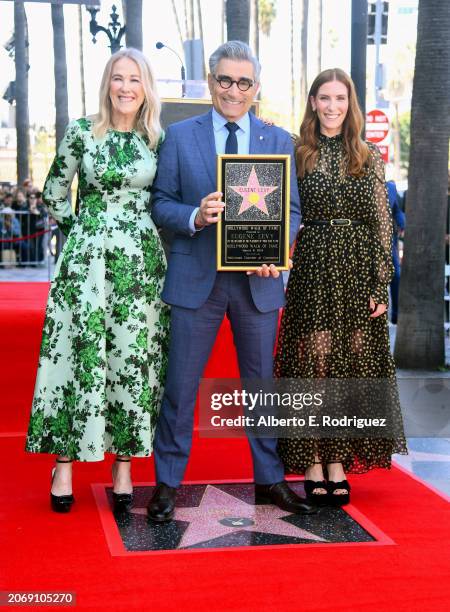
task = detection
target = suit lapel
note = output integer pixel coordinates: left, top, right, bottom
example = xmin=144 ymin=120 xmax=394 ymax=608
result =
xmin=193 ymin=110 xmax=216 ymax=188
xmin=249 ymin=114 xmax=268 ymax=154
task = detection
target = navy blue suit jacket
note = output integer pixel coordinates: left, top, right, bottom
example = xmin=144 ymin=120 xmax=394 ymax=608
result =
xmin=151 ymin=110 xmax=301 ymax=312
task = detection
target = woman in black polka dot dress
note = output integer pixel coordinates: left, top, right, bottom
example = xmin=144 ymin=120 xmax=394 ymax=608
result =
xmin=274 ymin=69 xmax=407 ymax=505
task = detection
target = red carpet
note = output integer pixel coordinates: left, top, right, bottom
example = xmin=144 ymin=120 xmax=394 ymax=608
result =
xmin=2 ymin=282 xmax=450 ymax=611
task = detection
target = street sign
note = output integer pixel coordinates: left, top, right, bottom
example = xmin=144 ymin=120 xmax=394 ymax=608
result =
xmin=377 ymin=144 xmax=389 ymax=163
xmin=366 ymin=109 xmax=389 ymax=143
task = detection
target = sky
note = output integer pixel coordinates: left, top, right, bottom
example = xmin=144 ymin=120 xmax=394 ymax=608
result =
xmin=0 ymin=0 xmax=418 ymax=132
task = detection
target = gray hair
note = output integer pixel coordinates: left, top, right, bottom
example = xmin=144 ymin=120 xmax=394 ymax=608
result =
xmin=209 ymin=41 xmax=261 ymax=82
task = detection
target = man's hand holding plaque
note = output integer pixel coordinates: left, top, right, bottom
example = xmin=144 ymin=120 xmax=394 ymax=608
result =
xmin=216 ymin=154 xmax=290 ymax=272
xmin=194 ymin=192 xmax=225 ymax=228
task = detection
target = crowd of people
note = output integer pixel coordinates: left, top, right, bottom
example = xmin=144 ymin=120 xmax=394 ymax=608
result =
xmin=0 ymin=181 xmax=49 ymax=267
xmin=22 ymin=42 xmax=408 ymax=518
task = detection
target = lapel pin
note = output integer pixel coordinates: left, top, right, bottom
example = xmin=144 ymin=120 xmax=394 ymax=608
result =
xmin=259 ymin=136 xmax=264 ymax=140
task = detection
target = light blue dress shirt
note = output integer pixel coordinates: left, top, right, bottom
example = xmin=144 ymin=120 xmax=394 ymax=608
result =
xmin=211 ymin=107 xmax=251 ymax=155
xmin=188 ymin=109 xmax=251 ymax=232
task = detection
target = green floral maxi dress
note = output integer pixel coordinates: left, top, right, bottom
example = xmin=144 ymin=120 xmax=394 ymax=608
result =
xmin=274 ymin=134 xmax=407 ymax=474
xmin=26 ymin=118 xmax=170 ymax=461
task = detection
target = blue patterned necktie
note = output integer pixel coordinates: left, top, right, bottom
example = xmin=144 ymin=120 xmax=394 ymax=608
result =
xmin=225 ymin=122 xmax=239 ymax=154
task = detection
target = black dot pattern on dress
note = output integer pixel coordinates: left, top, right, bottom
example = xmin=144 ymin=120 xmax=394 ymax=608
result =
xmin=274 ymin=134 xmax=407 ymax=474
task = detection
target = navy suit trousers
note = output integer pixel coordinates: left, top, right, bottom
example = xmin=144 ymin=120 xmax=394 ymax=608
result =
xmin=153 ymin=272 xmax=284 ymax=487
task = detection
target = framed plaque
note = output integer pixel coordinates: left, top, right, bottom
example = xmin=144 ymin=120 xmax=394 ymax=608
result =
xmin=217 ymin=155 xmax=290 ymax=271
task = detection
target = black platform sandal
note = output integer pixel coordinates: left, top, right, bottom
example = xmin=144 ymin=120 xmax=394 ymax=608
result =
xmin=50 ymin=459 xmax=74 ymax=513
xmin=325 ymin=462 xmax=350 ymax=506
xmin=112 ymin=458 xmax=133 ymax=513
xmin=327 ymin=480 xmax=351 ymax=506
xmin=304 ymin=461 xmax=328 ymax=506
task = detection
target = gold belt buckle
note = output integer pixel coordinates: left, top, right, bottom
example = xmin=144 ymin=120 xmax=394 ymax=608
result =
xmin=330 ymin=218 xmax=351 ymax=227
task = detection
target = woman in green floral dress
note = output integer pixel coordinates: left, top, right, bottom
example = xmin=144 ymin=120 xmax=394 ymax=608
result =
xmin=26 ymin=49 xmax=169 ymax=513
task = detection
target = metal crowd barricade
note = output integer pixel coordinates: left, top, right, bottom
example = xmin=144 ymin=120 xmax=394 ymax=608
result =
xmin=0 ymin=209 xmax=59 ymax=280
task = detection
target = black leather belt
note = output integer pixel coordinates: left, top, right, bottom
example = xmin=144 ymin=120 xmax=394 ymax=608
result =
xmin=304 ymin=219 xmax=363 ymax=227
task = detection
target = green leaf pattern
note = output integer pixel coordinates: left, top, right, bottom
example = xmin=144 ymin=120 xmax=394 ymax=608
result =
xmin=26 ymin=118 xmax=169 ymax=460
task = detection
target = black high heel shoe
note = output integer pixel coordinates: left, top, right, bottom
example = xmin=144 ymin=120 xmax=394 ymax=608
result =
xmin=50 ymin=459 xmax=74 ymax=513
xmin=326 ymin=462 xmax=350 ymax=506
xmin=327 ymin=480 xmax=351 ymax=506
xmin=304 ymin=461 xmax=328 ymax=506
xmin=112 ymin=457 xmax=133 ymax=513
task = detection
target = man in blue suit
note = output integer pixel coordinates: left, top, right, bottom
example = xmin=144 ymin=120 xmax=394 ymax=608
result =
xmin=148 ymin=41 xmax=315 ymax=522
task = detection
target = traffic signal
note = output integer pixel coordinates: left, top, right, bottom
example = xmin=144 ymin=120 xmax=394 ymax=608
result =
xmin=367 ymin=1 xmax=389 ymax=45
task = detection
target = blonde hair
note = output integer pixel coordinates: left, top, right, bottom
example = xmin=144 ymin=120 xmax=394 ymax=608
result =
xmin=296 ymin=68 xmax=371 ymax=179
xmin=93 ymin=48 xmax=162 ymax=148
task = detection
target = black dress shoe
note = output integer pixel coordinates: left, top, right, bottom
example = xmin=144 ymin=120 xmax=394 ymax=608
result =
xmin=255 ymin=481 xmax=317 ymax=515
xmin=147 ymin=483 xmax=178 ymax=523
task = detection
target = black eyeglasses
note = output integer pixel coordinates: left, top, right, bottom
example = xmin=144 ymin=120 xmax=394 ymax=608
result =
xmin=213 ymin=75 xmax=255 ymax=92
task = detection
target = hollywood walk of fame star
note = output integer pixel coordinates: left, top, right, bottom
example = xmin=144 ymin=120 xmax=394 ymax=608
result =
xmin=131 ymin=485 xmax=327 ymax=549
xmin=230 ymin=166 xmax=278 ymax=216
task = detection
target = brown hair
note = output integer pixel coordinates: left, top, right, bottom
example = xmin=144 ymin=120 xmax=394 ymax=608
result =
xmin=296 ymin=68 xmax=371 ymax=179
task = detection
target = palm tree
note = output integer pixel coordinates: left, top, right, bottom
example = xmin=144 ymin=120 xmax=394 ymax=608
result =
xmin=316 ymin=0 xmax=322 ymax=75
xmin=226 ymin=0 xmax=250 ymax=43
xmin=299 ymin=0 xmax=309 ymax=110
xmin=289 ymin=0 xmax=308 ymax=132
xmin=123 ymin=0 xmax=143 ymax=50
xmin=253 ymin=0 xmax=277 ymax=57
xmin=170 ymin=0 xmax=184 ymax=49
xmin=259 ymin=0 xmax=277 ymax=37
xmin=183 ymin=0 xmax=189 ymax=39
xmin=188 ymin=0 xmax=195 ymax=39
xmin=290 ymin=0 xmax=295 ymax=132
xmin=196 ymin=0 xmax=206 ymax=79
xmin=394 ymin=0 xmax=450 ymax=369
xmin=250 ymin=0 xmax=259 ymax=56
xmin=51 ymin=4 xmax=69 ymax=148
xmin=14 ymin=0 xmax=30 ymax=184
xmin=387 ymin=46 xmax=414 ymax=180
xmin=221 ymin=0 xmax=226 ymax=43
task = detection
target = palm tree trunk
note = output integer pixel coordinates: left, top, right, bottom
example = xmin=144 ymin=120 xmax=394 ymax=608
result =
xmin=290 ymin=0 xmax=295 ymax=133
xmin=171 ymin=0 xmax=184 ymax=49
xmin=123 ymin=0 xmax=143 ymax=50
xmin=189 ymin=0 xmax=195 ymax=39
xmin=14 ymin=0 xmax=30 ymax=184
xmin=78 ymin=5 xmax=86 ymax=117
xmin=299 ymin=0 xmax=309 ymax=110
xmin=316 ymin=0 xmax=322 ymax=74
xmin=221 ymin=0 xmax=226 ymax=43
xmin=251 ymin=0 xmax=259 ymax=57
xmin=183 ymin=0 xmax=189 ymax=39
xmin=394 ymin=0 xmax=450 ymax=368
xmin=51 ymin=4 xmax=69 ymax=257
xmin=196 ymin=0 xmax=206 ymax=79
xmin=226 ymin=0 xmax=250 ymax=43
xmin=51 ymin=4 xmax=69 ymax=148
